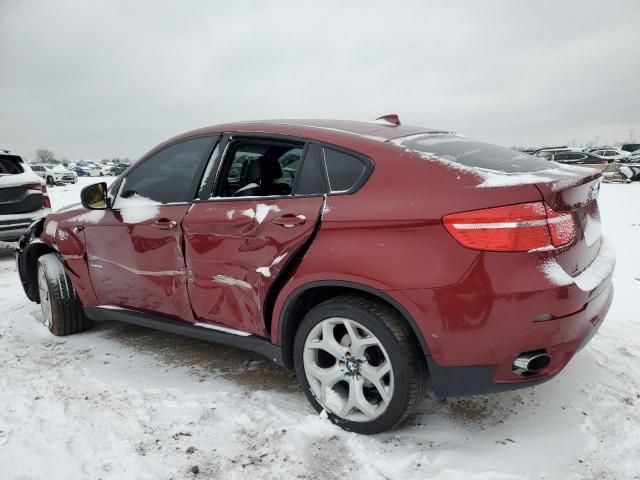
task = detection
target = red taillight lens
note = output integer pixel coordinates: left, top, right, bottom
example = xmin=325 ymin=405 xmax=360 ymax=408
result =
xmin=442 ymin=202 xmax=576 ymax=252
xmin=544 ymin=204 xmax=575 ymax=247
xmin=40 ymin=183 xmax=51 ymax=209
xmin=23 ymin=182 xmax=44 ymax=192
xmin=22 ymin=182 xmax=50 ymax=208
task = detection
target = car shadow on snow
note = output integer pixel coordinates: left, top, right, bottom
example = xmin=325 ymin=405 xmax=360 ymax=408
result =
xmin=95 ymin=319 xmax=527 ymax=430
xmin=95 ymin=321 xmax=302 ymax=394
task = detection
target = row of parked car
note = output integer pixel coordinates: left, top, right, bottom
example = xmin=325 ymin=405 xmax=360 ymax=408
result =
xmin=523 ymin=144 xmax=640 ymax=183
xmin=29 ymin=161 xmax=129 ymax=186
xmin=525 ymin=143 xmax=640 ymax=165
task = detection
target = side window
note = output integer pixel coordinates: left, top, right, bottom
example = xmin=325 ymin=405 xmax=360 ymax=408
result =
xmin=322 ymin=147 xmax=367 ymax=193
xmin=219 ymin=140 xmax=303 ymax=197
xmin=115 ymin=136 xmax=213 ymax=205
xmin=554 ymin=153 xmax=568 ymax=161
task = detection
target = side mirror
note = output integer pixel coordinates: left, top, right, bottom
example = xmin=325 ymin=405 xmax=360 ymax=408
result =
xmin=81 ymin=182 xmax=110 ymax=210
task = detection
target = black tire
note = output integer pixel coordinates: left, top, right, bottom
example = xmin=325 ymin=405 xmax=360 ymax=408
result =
xmin=46 ymin=176 xmax=54 ymax=186
xmin=293 ymin=295 xmax=427 ymax=434
xmin=37 ymin=253 xmax=91 ymax=336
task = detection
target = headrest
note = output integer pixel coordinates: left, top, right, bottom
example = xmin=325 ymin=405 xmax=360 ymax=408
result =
xmin=244 ymin=160 xmax=262 ymax=183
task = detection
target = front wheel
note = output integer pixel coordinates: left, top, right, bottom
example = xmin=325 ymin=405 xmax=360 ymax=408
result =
xmin=46 ymin=176 xmax=54 ymax=186
xmin=37 ymin=253 xmax=91 ymax=336
xmin=294 ymin=295 xmax=427 ymax=434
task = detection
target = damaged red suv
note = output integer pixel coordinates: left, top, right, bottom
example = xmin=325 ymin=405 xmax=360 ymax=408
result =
xmin=16 ymin=119 xmax=614 ymax=434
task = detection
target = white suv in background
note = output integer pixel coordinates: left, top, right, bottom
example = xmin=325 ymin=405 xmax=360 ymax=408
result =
xmin=0 ymin=151 xmax=51 ymax=241
xmin=31 ymin=164 xmax=78 ymax=185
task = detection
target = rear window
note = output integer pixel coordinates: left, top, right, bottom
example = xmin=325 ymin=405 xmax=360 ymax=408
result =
xmin=396 ymin=134 xmax=552 ymax=173
xmin=0 ymin=155 xmax=25 ymax=175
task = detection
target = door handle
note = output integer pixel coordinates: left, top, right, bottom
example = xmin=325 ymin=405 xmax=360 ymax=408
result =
xmin=272 ymin=214 xmax=306 ymax=228
xmin=152 ymin=219 xmax=178 ymax=230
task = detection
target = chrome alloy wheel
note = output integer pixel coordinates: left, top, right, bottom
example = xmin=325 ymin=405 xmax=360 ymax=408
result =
xmin=303 ymin=317 xmax=394 ymax=422
xmin=37 ymin=264 xmax=53 ymax=330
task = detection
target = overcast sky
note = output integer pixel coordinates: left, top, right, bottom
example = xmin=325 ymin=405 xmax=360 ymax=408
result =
xmin=1 ymin=0 xmax=639 ymax=161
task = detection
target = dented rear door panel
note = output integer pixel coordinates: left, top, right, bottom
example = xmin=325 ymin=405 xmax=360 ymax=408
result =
xmin=182 ymin=196 xmax=324 ymax=336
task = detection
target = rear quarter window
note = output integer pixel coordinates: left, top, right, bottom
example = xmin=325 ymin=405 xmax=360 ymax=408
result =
xmin=396 ymin=134 xmax=552 ymax=173
xmin=322 ymin=147 xmax=368 ymax=192
xmin=0 ymin=155 xmax=25 ymax=175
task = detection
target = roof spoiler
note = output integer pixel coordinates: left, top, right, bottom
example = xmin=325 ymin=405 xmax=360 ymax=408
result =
xmin=375 ymin=114 xmax=401 ymax=126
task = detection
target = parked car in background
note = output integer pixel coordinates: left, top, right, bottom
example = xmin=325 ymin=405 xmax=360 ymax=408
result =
xmin=0 ymin=151 xmax=50 ymax=241
xmin=533 ymin=147 xmax=571 ymax=159
xmin=16 ymin=119 xmax=614 ymax=434
xmin=31 ymin=164 xmax=78 ymax=185
xmin=531 ymin=146 xmax=569 ymax=156
xmin=550 ymin=151 xmax=607 ymax=165
xmin=626 ymin=149 xmax=640 ymax=162
xmin=620 ymin=143 xmax=640 ymax=154
xmin=96 ymin=163 xmax=113 ymax=176
xmin=110 ymin=163 xmax=129 ymax=176
xmin=80 ymin=163 xmax=102 ymax=177
xmin=619 ymin=164 xmax=640 ymax=182
xmin=590 ymin=148 xmax=629 ymax=162
xmin=71 ymin=166 xmax=90 ymax=177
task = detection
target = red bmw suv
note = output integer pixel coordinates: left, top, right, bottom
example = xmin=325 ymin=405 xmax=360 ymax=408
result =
xmin=16 ymin=119 xmax=614 ymax=434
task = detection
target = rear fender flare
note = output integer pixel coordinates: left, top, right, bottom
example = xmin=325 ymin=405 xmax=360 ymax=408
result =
xmin=276 ymin=280 xmax=431 ymax=367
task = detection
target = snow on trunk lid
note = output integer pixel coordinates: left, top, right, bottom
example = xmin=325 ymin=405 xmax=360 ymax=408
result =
xmin=534 ymin=167 xmax=604 ymax=277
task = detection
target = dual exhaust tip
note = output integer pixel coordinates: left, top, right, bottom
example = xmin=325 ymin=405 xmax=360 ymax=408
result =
xmin=513 ymin=351 xmax=552 ymax=376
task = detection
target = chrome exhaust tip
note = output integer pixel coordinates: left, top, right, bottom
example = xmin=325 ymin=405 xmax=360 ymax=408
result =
xmin=513 ymin=351 xmax=552 ymax=375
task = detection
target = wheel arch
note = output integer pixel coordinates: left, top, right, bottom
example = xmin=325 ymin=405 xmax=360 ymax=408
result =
xmin=277 ymin=280 xmax=430 ymax=368
xmin=20 ymin=241 xmax=57 ymax=302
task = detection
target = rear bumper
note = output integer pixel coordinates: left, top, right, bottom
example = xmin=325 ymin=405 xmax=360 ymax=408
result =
xmin=391 ymin=237 xmax=615 ymax=397
xmin=424 ymin=283 xmax=613 ymax=397
xmin=0 ymin=209 xmax=50 ymax=241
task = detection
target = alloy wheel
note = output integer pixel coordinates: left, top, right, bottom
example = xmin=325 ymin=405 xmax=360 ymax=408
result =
xmin=303 ymin=317 xmax=394 ymax=422
xmin=37 ymin=265 xmax=52 ymax=330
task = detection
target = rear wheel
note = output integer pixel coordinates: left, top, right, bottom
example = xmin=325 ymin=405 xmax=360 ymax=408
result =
xmin=294 ymin=295 xmax=427 ymax=434
xmin=37 ymin=253 xmax=90 ymax=336
xmin=46 ymin=176 xmax=54 ymax=186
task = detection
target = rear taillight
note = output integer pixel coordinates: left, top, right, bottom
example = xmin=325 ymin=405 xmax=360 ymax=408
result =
xmin=21 ymin=182 xmax=50 ymax=208
xmin=442 ymin=201 xmax=576 ymax=252
xmin=23 ymin=182 xmax=44 ymax=192
xmin=544 ymin=204 xmax=575 ymax=247
xmin=41 ymin=183 xmax=51 ymax=208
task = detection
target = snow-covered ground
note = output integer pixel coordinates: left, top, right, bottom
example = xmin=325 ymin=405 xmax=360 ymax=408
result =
xmin=1 ymin=178 xmax=639 ymax=480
